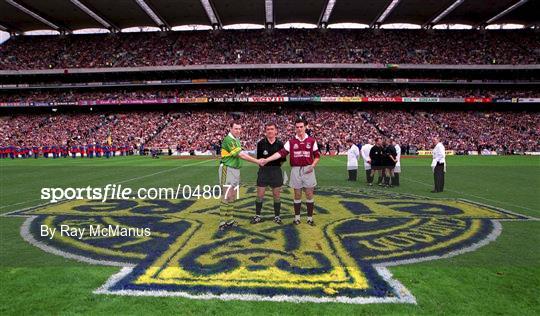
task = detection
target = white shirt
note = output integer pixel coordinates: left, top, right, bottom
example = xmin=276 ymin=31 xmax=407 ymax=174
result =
xmin=431 ymin=142 xmax=446 ymax=171
xmin=347 ymin=144 xmax=360 ymax=170
xmin=394 ymin=144 xmax=401 ymax=170
xmin=360 ymin=143 xmax=373 ymax=170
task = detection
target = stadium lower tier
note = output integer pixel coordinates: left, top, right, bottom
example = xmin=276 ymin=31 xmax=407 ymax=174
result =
xmin=1 ymin=108 xmax=538 ymax=154
xmin=1 ymin=85 xmax=539 ymax=107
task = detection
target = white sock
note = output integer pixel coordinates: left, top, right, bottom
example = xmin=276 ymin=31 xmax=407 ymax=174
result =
xmin=295 ymin=215 xmax=300 ymax=221
xmin=308 ymin=216 xmax=313 ymax=221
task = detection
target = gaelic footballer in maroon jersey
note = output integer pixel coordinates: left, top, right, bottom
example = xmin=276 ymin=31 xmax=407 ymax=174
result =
xmin=260 ymin=118 xmax=320 ymax=226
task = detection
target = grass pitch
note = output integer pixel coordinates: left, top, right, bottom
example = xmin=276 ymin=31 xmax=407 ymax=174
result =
xmin=1 ymin=155 xmax=539 ymax=315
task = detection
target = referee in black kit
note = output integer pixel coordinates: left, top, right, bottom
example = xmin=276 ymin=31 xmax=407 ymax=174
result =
xmin=251 ymin=122 xmax=286 ymax=224
xmin=368 ymin=138 xmax=384 ymax=186
xmin=383 ymin=139 xmax=398 ymax=187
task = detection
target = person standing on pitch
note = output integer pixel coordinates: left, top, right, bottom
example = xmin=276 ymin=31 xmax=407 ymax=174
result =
xmin=219 ymin=122 xmax=262 ymax=231
xmin=368 ymin=138 xmax=384 ymax=186
xmin=361 ymin=139 xmax=374 ymax=184
xmin=346 ymin=139 xmax=360 ymax=181
xmin=392 ymin=139 xmax=401 ymax=186
xmin=251 ymin=122 xmax=286 ymax=225
xmin=261 ymin=118 xmax=320 ymax=226
xmin=431 ymin=136 xmax=446 ymax=193
xmin=383 ymin=139 xmax=398 ymax=187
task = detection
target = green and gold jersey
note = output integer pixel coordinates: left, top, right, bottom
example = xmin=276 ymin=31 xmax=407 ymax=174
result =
xmin=220 ymin=133 xmax=242 ymax=169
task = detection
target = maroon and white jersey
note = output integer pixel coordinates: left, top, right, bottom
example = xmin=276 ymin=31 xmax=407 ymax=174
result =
xmin=279 ymin=134 xmax=320 ymax=167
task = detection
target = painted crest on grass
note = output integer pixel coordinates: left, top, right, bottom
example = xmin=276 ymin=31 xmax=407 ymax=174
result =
xmin=8 ymin=187 xmax=529 ymax=304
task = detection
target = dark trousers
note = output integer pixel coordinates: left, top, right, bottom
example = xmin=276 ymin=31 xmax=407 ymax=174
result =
xmin=348 ymin=169 xmax=357 ymax=181
xmin=393 ymin=173 xmax=400 ymax=186
xmin=434 ymin=163 xmax=445 ymax=192
xmin=365 ymin=169 xmax=372 ymax=183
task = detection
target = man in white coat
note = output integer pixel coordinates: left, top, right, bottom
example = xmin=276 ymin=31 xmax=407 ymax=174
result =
xmin=392 ymin=139 xmax=401 ymax=186
xmin=346 ymin=139 xmax=360 ymax=181
xmin=431 ymin=136 xmax=446 ymax=193
xmin=360 ymin=139 xmax=374 ymax=184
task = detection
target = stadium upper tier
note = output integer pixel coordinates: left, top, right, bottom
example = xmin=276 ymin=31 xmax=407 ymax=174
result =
xmin=1 ymin=30 xmax=539 ymax=70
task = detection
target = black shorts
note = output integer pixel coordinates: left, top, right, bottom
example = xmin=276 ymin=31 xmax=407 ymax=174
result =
xmin=371 ymin=165 xmax=382 ymax=170
xmin=257 ymin=166 xmax=283 ymax=188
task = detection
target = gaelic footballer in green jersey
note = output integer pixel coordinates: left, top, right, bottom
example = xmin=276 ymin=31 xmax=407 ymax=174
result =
xmin=218 ymin=122 xmax=261 ymax=230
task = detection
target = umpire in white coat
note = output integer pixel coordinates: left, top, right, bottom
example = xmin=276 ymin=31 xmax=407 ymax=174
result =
xmin=431 ymin=137 xmax=446 ymax=193
xmin=346 ymin=139 xmax=360 ymax=181
xmin=392 ymin=139 xmax=401 ymax=186
xmin=360 ymin=139 xmax=374 ymax=183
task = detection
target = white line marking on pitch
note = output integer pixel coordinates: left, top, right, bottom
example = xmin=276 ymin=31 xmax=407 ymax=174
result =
xmin=327 ymin=156 xmax=536 ymax=213
xmin=115 ymin=158 xmax=212 ymax=184
xmin=0 ymin=199 xmax=42 ymax=210
xmin=401 ymin=176 xmax=537 ymax=212
xmin=94 ymin=266 xmax=417 ymax=304
xmin=0 ymin=159 xmax=215 ymax=210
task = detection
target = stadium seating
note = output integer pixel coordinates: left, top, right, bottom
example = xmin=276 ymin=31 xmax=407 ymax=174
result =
xmin=1 ymin=30 xmax=538 ymax=70
xmin=1 ymin=109 xmax=538 ymax=153
xmin=1 ymin=85 xmax=538 ymax=103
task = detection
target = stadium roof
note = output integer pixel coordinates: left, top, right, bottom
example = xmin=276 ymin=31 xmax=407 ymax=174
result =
xmin=0 ymin=0 xmax=538 ymax=33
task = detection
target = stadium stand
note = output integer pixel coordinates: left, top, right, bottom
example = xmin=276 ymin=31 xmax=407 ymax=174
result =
xmin=1 ymin=109 xmax=538 ymax=155
xmin=1 ymin=85 xmax=538 ymax=103
xmin=1 ymin=30 xmax=538 ymax=70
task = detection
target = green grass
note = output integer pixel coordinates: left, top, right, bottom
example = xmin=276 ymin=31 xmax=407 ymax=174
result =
xmin=1 ymin=155 xmax=539 ymax=315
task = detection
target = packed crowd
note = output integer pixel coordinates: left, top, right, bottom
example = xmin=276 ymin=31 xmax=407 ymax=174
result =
xmin=369 ymin=110 xmax=539 ymax=152
xmin=1 ymin=30 xmax=538 ymax=70
xmin=0 ymin=112 xmax=164 ymax=151
xmin=1 ymin=109 xmax=538 ymax=156
xmin=146 ymin=110 xmax=382 ymax=153
xmin=2 ymin=85 xmax=538 ymax=103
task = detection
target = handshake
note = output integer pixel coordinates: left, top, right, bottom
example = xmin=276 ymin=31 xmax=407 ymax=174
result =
xmin=257 ymin=158 xmax=269 ymax=167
